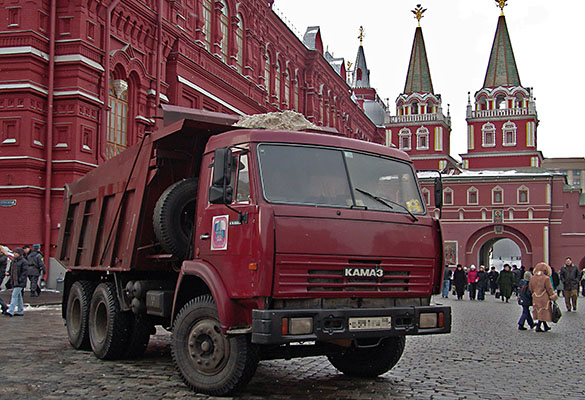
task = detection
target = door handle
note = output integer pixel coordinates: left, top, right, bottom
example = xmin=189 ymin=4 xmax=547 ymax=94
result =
xmin=200 ymin=234 xmax=210 ymax=240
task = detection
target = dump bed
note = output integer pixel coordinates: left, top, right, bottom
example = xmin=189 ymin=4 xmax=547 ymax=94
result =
xmin=56 ymin=108 xmax=240 ymax=272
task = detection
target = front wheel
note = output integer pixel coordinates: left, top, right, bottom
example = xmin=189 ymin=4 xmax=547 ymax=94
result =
xmin=171 ymin=295 xmax=258 ymax=396
xmin=65 ymin=280 xmax=95 ymax=350
xmin=327 ymin=336 xmax=406 ymax=377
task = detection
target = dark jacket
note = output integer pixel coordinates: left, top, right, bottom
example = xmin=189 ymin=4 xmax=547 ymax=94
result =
xmin=477 ymin=271 xmax=489 ymax=290
xmin=443 ymin=268 xmax=452 ymax=281
xmin=560 ymin=264 xmax=582 ymax=291
xmin=0 ymin=253 xmax=7 ymax=276
xmin=518 ymin=279 xmax=532 ymax=306
xmin=27 ymin=250 xmax=45 ymax=276
xmin=497 ymin=270 xmax=515 ymax=298
xmin=488 ymin=270 xmax=499 ymax=287
xmin=453 ymin=268 xmax=467 ymax=288
xmin=10 ymin=256 xmax=28 ymax=288
xmin=551 ymin=269 xmax=560 ymax=288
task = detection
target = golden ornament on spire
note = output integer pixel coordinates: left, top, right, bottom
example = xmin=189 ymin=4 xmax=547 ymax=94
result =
xmin=347 ymin=61 xmax=352 ymax=70
xmin=496 ymin=0 xmax=507 ymax=16
xmin=358 ymin=26 xmax=364 ymax=45
xmin=411 ymin=4 xmax=427 ymax=27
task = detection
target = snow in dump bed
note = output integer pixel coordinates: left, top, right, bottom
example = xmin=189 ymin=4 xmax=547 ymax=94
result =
xmin=233 ymin=110 xmax=317 ymax=131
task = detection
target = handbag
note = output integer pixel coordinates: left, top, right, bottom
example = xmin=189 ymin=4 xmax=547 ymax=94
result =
xmin=551 ymin=301 xmax=562 ymax=323
xmin=5 ymin=279 xmax=12 ymax=289
xmin=495 ymin=291 xmax=500 ymax=299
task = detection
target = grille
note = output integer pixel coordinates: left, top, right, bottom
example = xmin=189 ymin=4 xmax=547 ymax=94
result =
xmin=275 ymin=256 xmax=433 ymax=296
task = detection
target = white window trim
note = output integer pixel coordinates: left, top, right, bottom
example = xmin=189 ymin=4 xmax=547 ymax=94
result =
xmin=482 ymin=122 xmax=496 ymax=147
xmin=502 ymin=121 xmax=517 ymax=146
xmin=492 ymin=186 xmax=504 ymax=204
xmin=421 ymin=188 xmax=431 ymax=206
xmin=443 ymin=188 xmax=454 ymax=205
xmin=399 ymin=128 xmax=412 ymax=151
xmin=416 ymin=126 xmax=429 ymax=150
xmin=517 ymin=185 xmax=529 ymax=204
xmin=467 ymin=187 xmax=479 ymax=205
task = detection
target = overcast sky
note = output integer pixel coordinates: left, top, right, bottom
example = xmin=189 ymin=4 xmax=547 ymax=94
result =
xmin=273 ymin=0 xmax=584 ymax=160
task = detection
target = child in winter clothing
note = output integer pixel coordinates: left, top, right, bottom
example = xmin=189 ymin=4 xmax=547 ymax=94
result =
xmin=517 ymin=272 xmax=534 ymax=330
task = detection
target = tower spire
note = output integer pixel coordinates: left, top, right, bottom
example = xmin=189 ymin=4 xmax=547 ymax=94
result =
xmin=496 ymin=0 xmax=507 ymax=16
xmin=404 ymin=5 xmax=433 ymax=94
xmin=483 ymin=3 xmax=521 ymax=88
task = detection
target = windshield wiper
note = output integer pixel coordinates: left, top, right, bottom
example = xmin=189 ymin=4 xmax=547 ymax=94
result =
xmin=355 ymin=188 xmax=418 ymax=222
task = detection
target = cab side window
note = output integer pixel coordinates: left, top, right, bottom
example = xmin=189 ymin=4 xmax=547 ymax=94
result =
xmin=235 ymin=154 xmax=250 ymax=203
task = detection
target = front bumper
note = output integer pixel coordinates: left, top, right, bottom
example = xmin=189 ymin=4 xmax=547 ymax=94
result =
xmin=251 ymin=305 xmax=451 ymax=344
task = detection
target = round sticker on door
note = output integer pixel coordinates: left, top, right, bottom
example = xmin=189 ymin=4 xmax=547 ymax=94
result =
xmin=211 ymin=215 xmax=229 ymax=250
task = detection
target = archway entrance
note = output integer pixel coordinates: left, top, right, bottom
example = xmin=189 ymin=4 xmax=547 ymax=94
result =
xmin=478 ymin=238 xmax=522 ymax=269
xmin=465 ymin=225 xmax=533 ymax=269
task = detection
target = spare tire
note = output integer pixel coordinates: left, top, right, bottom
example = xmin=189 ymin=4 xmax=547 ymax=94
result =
xmin=153 ymin=178 xmax=198 ymax=259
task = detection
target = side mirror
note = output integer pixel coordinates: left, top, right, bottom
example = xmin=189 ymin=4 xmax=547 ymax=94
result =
xmin=209 ymin=147 xmax=235 ymax=204
xmin=212 ymin=148 xmax=233 ymax=186
xmin=434 ymin=176 xmax=443 ymax=209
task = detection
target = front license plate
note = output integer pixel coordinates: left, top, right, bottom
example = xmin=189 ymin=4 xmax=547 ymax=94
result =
xmin=348 ymin=316 xmax=392 ymax=331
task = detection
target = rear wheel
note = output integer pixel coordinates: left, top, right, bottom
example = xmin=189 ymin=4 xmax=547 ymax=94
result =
xmin=88 ymin=282 xmax=131 ymax=360
xmin=327 ymin=336 xmax=406 ymax=377
xmin=171 ymin=295 xmax=258 ymax=396
xmin=153 ymin=178 xmax=198 ymax=259
xmin=65 ymin=280 xmax=95 ymax=350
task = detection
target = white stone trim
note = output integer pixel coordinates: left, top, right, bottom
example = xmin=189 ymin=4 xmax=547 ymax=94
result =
xmin=0 ymin=46 xmax=49 ymax=60
xmin=0 ymin=82 xmax=48 ymax=95
xmin=177 ymin=75 xmax=246 ymax=116
xmin=146 ymin=89 xmax=169 ymax=103
xmin=54 ymin=54 xmax=104 ymax=71
xmin=53 ymin=90 xmax=103 ymax=104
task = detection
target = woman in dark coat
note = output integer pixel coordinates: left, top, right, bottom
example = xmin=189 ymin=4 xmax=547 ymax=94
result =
xmin=476 ymin=266 xmax=489 ymax=301
xmin=453 ymin=264 xmax=467 ymax=300
xmin=497 ymin=264 xmax=514 ymax=303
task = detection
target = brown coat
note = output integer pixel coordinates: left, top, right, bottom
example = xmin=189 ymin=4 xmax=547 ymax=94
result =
xmin=529 ymin=263 xmax=559 ymax=322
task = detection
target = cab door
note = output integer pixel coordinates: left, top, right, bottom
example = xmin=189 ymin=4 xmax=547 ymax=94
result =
xmin=196 ymin=148 xmax=258 ymax=298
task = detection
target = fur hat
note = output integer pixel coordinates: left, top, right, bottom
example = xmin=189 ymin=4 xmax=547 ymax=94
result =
xmin=523 ymin=272 xmax=532 ymax=281
xmin=14 ymin=247 xmax=24 ymax=256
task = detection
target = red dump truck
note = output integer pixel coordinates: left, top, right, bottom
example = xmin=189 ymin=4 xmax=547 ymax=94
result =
xmin=57 ymin=107 xmax=451 ymax=396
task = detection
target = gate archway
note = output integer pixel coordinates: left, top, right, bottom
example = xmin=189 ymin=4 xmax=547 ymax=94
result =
xmin=465 ymin=225 xmax=533 ymax=268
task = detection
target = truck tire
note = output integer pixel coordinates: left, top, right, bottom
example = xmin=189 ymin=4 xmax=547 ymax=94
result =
xmin=327 ymin=336 xmax=406 ymax=377
xmin=124 ymin=315 xmax=154 ymax=359
xmin=88 ymin=282 xmax=131 ymax=360
xmin=171 ymin=295 xmax=258 ymax=396
xmin=65 ymin=280 xmax=95 ymax=350
xmin=153 ymin=178 xmax=198 ymax=259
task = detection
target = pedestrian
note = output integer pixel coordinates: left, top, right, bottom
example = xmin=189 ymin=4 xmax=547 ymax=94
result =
xmin=529 ymin=262 xmax=558 ymax=332
xmin=4 ymin=247 xmax=27 ymax=317
xmin=517 ymin=272 xmax=534 ymax=330
xmin=581 ymin=271 xmax=585 ymax=297
xmin=467 ymin=265 xmax=478 ymax=300
xmin=453 ymin=264 xmax=466 ymax=300
xmin=559 ymin=256 xmax=582 ymax=312
xmin=550 ymin=267 xmax=560 ymax=295
xmin=27 ymin=244 xmax=45 ymax=297
xmin=488 ymin=266 xmax=499 ymax=295
xmin=477 ymin=265 xmax=489 ymax=301
xmin=0 ymin=247 xmax=8 ymax=289
xmin=496 ymin=264 xmax=514 ymax=303
xmin=511 ymin=264 xmax=522 ymax=296
xmin=442 ymin=265 xmax=452 ymax=298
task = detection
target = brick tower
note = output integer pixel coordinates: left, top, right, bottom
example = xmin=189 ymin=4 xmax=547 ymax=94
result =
xmin=460 ymin=2 xmax=543 ymax=170
xmin=386 ymin=5 xmax=455 ymax=171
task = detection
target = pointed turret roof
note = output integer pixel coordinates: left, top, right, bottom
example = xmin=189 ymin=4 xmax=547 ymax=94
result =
xmin=404 ymin=26 xmax=434 ymax=94
xmin=483 ymin=15 xmax=521 ymax=88
xmin=352 ymin=45 xmax=370 ymax=88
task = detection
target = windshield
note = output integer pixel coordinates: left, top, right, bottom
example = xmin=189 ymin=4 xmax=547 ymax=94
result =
xmin=257 ymin=144 xmax=425 ymax=215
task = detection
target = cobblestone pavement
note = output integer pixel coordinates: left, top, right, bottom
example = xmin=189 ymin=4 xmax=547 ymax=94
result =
xmin=1 ymin=293 xmax=584 ymax=400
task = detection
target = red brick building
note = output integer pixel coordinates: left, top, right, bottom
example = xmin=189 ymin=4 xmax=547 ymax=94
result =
xmin=0 ymin=0 xmax=385 ymax=269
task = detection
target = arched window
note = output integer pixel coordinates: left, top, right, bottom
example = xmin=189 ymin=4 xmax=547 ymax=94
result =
xmin=202 ymin=0 xmax=212 ymax=51
xmin=356 ymin=68 xmax=362 ymax=81
xmin=284 ymin=68 xmax=290 ymax=108
xmin=264 ymin=51 xmax=271 ymax=102
xmin=416 ymin=126 xmax=429 ymax=150
xmin=482 ymin=122 xmax=496 ymax=147
xmin=411 ymin=101 xmax=419 ymax=115
xmin=399 ymin=128 xmax=412 ymax=150
xmin=517 ymin=185 xmax=529 ymax=204
xmin=275 ymin=61 xmax=281 ymax=106
xmin=294 ymin=71 xmax=300 ymax=110
xmin=219 ymin=0 xmax=229 ymax=63
xmin=502 ymin=121 xmax=517 ymax=146
xmin=443 ymin=188 xmax=453 ymax=205
xmin=107 ymin=74 xmax=128 ymax=159
xmin=235 ymin=14 xmax=244 ymax=73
